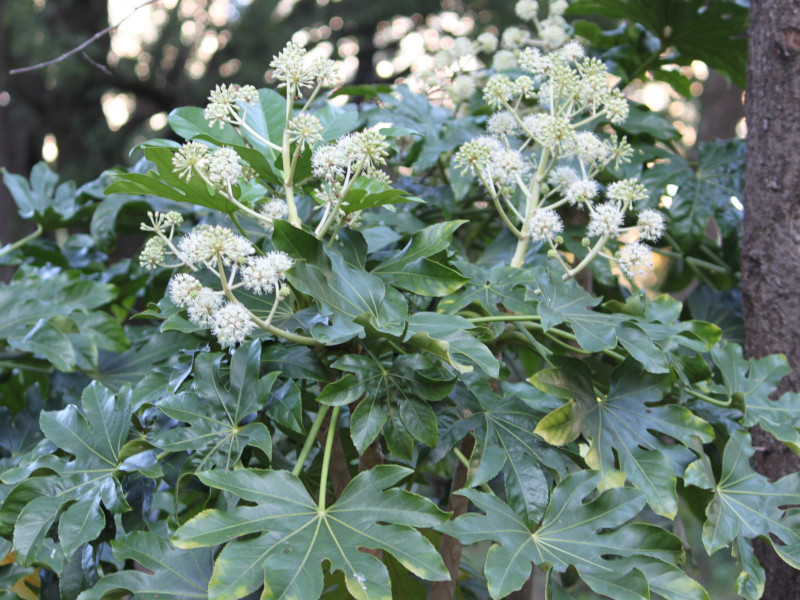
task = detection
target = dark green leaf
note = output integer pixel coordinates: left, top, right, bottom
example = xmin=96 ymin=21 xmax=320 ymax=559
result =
xmin=173 ymin=466 xmax=449 ymax=600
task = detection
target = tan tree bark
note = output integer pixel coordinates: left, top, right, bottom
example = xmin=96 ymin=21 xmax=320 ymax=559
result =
xmin=742 ymin=1 xmax=800 ymax=596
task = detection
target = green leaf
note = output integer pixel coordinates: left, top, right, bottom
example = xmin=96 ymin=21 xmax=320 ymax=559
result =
xmin=434 ymin=378 xmax=568 ymax=526
xmin=694 ymin=430 xmax=800 ymax=565
xmin=710 ymin=343 xmax=799 ymax=449
xmin=405 ymin=312 xmax=499 ymax=377
xmin=10 ymin=384 xmax=158 ymax=563
xmin=530 ymin=268 xmax=625 ymax=353
xmin=241 ymin=89 xmax=287 ymax=156
xmin=288 ymin=249 xmax=408 ymax=343
xmin=2 ymin=162 xmax=81 ymax=226
xmin=439 ymin=263 xmax=536 ymax=316
xmin=332 ymin=354 xmax=453 ymax=452
xmin=0 ymin=269 xmax=116 ymax=340
xmin=533 ymin=359 xmax=713 ymax=517
xmin=441 ymin=470 xmax=683 ymax=599
xmin=151 ymin=343 xmax=275 ymax=470
xmin=340 ymin=178 xmax=423 ymax=214
xmin=618 ymin=104 xmax=680 ymax=140
xmin=172 ymin=466 xmax=449 ymax=600
xmin=169 ymin=106 xmax=243 ymax=145
xmin=568 ymin=0 xmax=748 ymax=87
xmin=76 ymin=531 xmax=212 ymax=600
xmin=7 ymin=319 xmax=76 ymax=372
xmin=372 ymin=221 xmax=468 ymax=296
xmin=94 ymin=330 xmax=198 ymax=391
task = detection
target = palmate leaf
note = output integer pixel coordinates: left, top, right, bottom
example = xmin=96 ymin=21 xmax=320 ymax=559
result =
xmin=433 ymin=378 xmax=569 ymax=527
xmin=372 ymin=220 xmax=468 ymax=297
xmin=319 ymin=354 xmax=454 ymax=458
xmin=529 ymin=268 xmax=626 ymax=353
xmin=172 ymin=465 xmax=449 ymax=600
xmin=441 ymin=470 xmax=689 ymax=599
xmin=685 ymin=430 xmax=800 ymax=573
xmin=284 ymin=231 xmax=409 ymax=344
xmin=151 ymin=341 xmax=276 ymax=470
xmin=568 ymin=0 xmax=748 ymax=87
xmin=2 ymin=383 xmax=160 ymax=564
xmin=76 ymin=531 xmax=213 ymax=600
xmin=439 ymin=262 xmax=537 ymax=317
xmin=533 ymin=359 xmax=714 ymax=517
xmin=640 ymin=140 xmax=745 ymax=248
xmin=404 ymin=312 xmax=500 ymax=377
xmin=710 ymin=343 xmax=800 ymax=451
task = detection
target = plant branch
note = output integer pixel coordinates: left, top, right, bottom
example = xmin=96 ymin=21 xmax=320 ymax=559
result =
xmin=292 ymin=404 xmax=330 ymax=477
xmin=318 ymin=405 xmax=341 ymax=510
xmin=10 ymin=0 xmax=162 ymax=75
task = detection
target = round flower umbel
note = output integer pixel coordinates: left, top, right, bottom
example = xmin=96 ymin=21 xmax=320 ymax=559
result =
xmin=588 ymin=202 xmax=625 ymax=238
xmin=140 ymin=237 xmax=166 ymax=270
xmin=259 ymin=199 xmax=289 ymax=232
xmin=241 ymin=251 xmax=294 ymax=295
xmin=177 ymin=225 xmax=254 ymax=268
xmin=204 ymin=84 xmax=259 ymax=129
xmin=171 ymin=142 xmax=209 ymax=182
xmin=211 ymin=301 xmax=255 ymax=347
xmin=528 ymin=208 xmax=563 ymax=242
xmin=618 ymin=242 xmax=654 ymax=279
xmin=287 ymin=113 xmax=323 ymax=151
xmin=169 ymin=273 xmax=202 ymax=308
xmin=208 ymin=147 xmax=244 ymax=188
xmin=186 ymin=288 xmax=224 ymax=328
xmin=637 ymin=209 xmax=666 ymax=242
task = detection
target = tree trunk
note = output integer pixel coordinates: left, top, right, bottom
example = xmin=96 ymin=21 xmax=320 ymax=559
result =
xmin=741 ymin=1 xmax=800 ymax=597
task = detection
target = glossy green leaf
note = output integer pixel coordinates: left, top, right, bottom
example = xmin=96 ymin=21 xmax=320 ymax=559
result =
xmin=173 ymin=466 xmax=449 ymax=600
xmin=690 ymin=430 xmax=800 ymax=565
xmin=533 ymin=359 xmax=713 ymax=517
xmin=710 ymin=343 xmax=800 ymax=450
xmin=441 ymin=470 xmax=683 ymax=599
xmin=76 ymin=531 xmax=212 ymax=600
xmin=152 ymin=342 xmax=275 ymax=469
xmin=530 ymin=268 xmax=625 ymax=353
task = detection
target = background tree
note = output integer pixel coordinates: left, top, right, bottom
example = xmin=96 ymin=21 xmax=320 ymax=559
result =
xmin=742 ymin=1 xmax=800 ymax=596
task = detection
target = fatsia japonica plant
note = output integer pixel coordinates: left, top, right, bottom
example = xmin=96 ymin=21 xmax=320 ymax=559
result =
xmin=1 ymin=1 xmax=799 ymax=600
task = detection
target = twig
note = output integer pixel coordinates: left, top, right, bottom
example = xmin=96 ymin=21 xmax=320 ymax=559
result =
xmin=81 ymin=51 xmax=112 ymax=75
xmin=10 ymin=0 xmax=161 ymax=75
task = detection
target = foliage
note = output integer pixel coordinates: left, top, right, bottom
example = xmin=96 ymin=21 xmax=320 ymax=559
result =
xmin=1 ymin=2 xmax=796 ymax=600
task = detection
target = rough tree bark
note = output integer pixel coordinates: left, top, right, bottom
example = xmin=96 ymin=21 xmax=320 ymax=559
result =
xmin=741 ymin=1 xmax=800 ymax=597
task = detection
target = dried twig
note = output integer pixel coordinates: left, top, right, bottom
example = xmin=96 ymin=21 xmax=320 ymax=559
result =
xmin=81 ymin=51 xmax=112 ymax=75
xmin=9 ymin=0 xmax=161 ymax=76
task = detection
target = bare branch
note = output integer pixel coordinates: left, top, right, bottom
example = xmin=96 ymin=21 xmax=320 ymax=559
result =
xmin=9 ymin=0 xmax=161 ymax=76
xmin=81 ymin=52 xmax=112 ymax=76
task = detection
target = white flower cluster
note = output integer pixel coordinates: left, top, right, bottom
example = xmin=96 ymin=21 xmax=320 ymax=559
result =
xmin=311 ymin=129 xmax=390 ymax=182
xmin=241 ymin=251 xmax=294 ymax=295
xmin=166 ymin=231 xmax=295 ymax=346
xmin=269 ymin=41 xmax=337 ymax=98
xmin=453 ymin=136 xmax=528 ymax=191
xmin=204 ymin=83 xmax=259 ymax=129
xmin=172 ymin=143 xmax=249 ymax=190
xmin=176 ymin=225 xmax=254 ymax=267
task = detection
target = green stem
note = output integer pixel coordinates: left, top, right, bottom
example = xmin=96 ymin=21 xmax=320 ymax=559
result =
xmin=0 ymin=223 xmax=43 ymax=258
xmin=217 ymin=265 xmax=322 ymax=347
xmin=292 ymin=404 xmax=331 ymax=477
xmin=686 ymin=388 xmax=732 ymax=407
xmin=565 ymin=234 xmax=610 ymax=280
xmin=282 ymin=90 xmax=301 ymax=227
xmin=469 ymin=315 xmax=541 ymax=324
xmin=452 ymin=447 xmax=493 ymax=494
xmin=318 ymin=405 xmax=341 ymax=509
